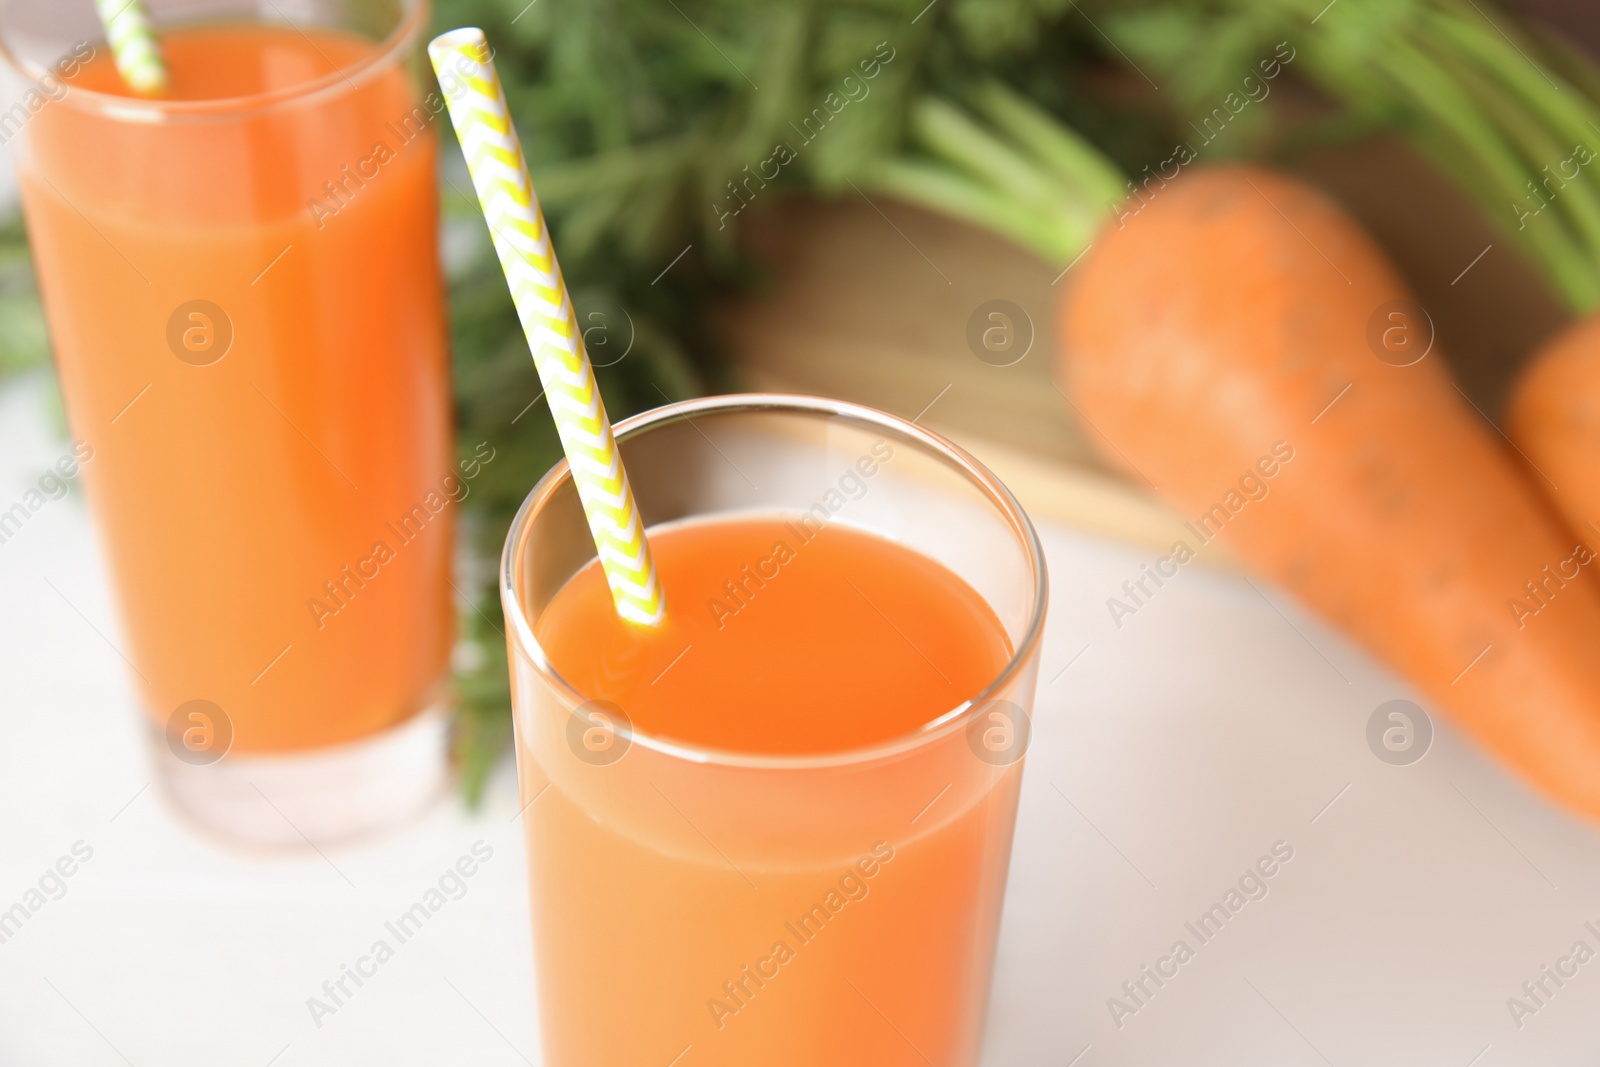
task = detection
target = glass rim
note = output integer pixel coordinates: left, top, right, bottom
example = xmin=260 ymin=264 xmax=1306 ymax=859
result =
xmin=500 ymin=392 xmax=1050 ymax=772
xmin=0 ymin=0 xmax=430 ymax=122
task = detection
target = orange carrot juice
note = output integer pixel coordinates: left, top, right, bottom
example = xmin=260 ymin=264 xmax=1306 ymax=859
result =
xmin=522 ymin=515 xmax=1024 ymax=1066
xmin=16 ymin=19 xmax=451 ymax=755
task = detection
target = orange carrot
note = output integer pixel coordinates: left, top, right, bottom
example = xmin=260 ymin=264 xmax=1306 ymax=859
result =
xmin=1060 ymin=164 xmax=1600 ymax=823
xmin=1508 ymin=319 xmax=1600 ymax=553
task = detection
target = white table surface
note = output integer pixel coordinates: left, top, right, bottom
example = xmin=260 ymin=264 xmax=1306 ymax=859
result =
xmin=4 ymin=371 xmax=1600 ymax=1066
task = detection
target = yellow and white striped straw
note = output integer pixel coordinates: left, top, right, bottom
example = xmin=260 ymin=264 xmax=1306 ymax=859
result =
xmin=93 ymin=0 xmax=167 ymax=95
xmin=429 ymin=28 xmax=665 ymax=627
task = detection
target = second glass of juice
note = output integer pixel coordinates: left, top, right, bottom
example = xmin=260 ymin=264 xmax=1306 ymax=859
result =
xmin=503 ymin=395 xmax=1047 ymax=1066
xmin=2 ymin=0 xmax=452 ymax=842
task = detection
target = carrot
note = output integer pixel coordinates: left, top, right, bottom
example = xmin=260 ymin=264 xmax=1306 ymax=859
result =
xmin=1508 ymin=319 xmax=1600 ymax=552
xmin=1060 ymin=164 xmax=1600 ymax=823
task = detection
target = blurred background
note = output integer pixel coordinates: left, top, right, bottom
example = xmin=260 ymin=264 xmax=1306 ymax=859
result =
xmin=5 ymin=0 xmax=1600 ymax=784
xmin=9 ymin=0 xmax=1600 ymax=1062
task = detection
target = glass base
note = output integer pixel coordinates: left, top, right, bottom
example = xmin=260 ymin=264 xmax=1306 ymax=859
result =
xmin=148 ymin=702 xmax=450 ymax=847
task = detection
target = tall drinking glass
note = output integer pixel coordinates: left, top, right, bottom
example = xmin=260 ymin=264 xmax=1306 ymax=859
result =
xmin=503 ymin=395 xmax=1047 ymax=1066
xmin=1 ymin=0 xmax=453 ymax=842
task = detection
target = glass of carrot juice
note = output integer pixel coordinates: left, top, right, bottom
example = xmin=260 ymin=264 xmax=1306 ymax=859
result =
xmin=502 ymin=395 xmax=1047 ymax=1066
xmin=1 ymin=0 xmax=453 ymax=843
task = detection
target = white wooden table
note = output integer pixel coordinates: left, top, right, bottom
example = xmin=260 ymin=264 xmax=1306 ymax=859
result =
xmin=3 ymin=373 xmax=1598 ymax=1066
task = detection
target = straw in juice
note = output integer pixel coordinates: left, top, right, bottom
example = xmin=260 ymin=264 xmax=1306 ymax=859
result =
xmin=93 ymin=0 xmax=166 ymax=94
xmin=428 ymin=27 xmax=664 ymax=627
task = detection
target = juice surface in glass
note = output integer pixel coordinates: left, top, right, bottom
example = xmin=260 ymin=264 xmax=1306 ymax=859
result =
xmin=526 ymin=514 xmax=1021 ymax=1066
xmin=19 ymin=20 xmax=452 ymax=753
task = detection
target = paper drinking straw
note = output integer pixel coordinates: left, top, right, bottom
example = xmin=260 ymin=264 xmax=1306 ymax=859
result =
xmin=428 ymin=28 xmax=665 ymax=627
xmin=93 ymin=0 xmax=167 ymax=95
